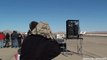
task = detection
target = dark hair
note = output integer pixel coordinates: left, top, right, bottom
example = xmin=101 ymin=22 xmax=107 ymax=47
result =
xmin=29 ymin=21 xmax=38 ymax=31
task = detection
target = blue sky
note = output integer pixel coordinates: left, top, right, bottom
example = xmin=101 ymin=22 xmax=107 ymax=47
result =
xmin=0 ymin=0 xmax=107 ymax=32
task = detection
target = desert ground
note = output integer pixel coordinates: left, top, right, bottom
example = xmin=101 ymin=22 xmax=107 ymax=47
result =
xmin=0 ymin=36 xmax=107 ymax=60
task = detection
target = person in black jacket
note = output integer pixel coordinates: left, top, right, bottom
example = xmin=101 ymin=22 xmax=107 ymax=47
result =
xmin=4 ymin=33 xmax=10 ymax=47
xmin=18 ymin=33 xmax=22 ymax=48
xmin=20 ymin=21 xmax=61 ymax=60
xmin=11 ymin=31 xmax=19 ymax=48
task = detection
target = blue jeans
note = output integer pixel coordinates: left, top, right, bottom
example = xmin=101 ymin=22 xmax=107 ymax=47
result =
xmin=0 ymin=40 xmax=4 ymax=48
xmin=12 ymin=39 xmax=18 ymax=48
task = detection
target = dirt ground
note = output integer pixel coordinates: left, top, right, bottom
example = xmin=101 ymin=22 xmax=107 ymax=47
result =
xmin=0 ymin=36 xmax=107 ymax=60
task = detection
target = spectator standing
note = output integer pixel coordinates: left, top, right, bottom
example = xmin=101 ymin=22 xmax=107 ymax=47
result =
xmin=18 ymin=33 xmax=22 ymax=48
xmin=11 ymin=31 xmax=19 ymax=48
xmin=20 ymin=21 xmax=61 ymax=60
xmin=4 ymin=33 xmax=10 ymax=48
xmin=0 ymin=32 xmax=5 ymax=48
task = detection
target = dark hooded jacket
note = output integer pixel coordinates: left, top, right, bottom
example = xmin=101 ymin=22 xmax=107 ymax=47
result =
xmin=20 ymin=34 xmax=61 ymax=60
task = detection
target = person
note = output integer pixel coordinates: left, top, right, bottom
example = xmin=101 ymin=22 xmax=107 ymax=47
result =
xmin=4 ymin=33 xmax=10 ymax=48
xmin=11 ymin=31 xmax=19 ymax=48
xmin=18 ymin=33 xmax=22 ymax=48
xmin=0 ymin=32 xmax=5 ymax=48
xmin=20 ymin=21 xmax=61 ymax=60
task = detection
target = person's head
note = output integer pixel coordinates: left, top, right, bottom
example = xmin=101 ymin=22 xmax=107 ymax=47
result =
xmin=6 ymin=33 xmax=9 ymax=35
xmin=31 ymin=22 xmax=54 ymax=39
xmin=0 ymin=58 xmax=2 ymax=60
xmin=0 ymin=32 xmax=3 ymax=34
xmin=29 ymin=21 xmax=38 ymax=31
xmin=13 ymin=30 xmax=17 ymax=33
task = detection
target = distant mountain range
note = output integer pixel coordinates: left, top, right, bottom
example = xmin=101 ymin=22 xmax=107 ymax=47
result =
xmin=2 ymin=30 xmax=13 ymax=33
xmin=2 ymin=30 xmax=25 ymax=33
